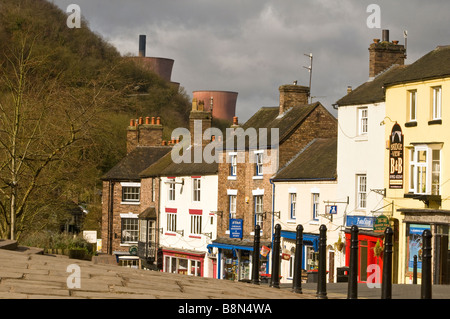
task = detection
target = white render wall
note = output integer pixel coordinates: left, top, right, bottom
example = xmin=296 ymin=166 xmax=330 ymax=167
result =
xmin=159 ymin=174 xmax=218 ymax=276
xmin=273 ymin=180 xmax=338 ymax=283
xmin=336 ymin=102 xmax=387 ymax=218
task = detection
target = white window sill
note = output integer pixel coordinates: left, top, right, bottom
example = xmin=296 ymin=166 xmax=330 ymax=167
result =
xmin=227 ymin=176 xmax=237 ymax=180
xmin=120 ymin=242 xmax=137 ymax=247
xmin=287 ymin=219 xmax=296 ymax=224
xmin=355 ymin=135 xmax=368 ymax=142
xmin=309 ymin=220 xmax=319 ymax=225
xmin=120 ymin=201 xmax=140 ymax=205
xmin=252 ymin=175 xmax=263 ymax=180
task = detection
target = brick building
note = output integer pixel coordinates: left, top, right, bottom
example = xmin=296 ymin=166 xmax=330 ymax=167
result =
xmin=101 ymin=116 xmax=171 ymax=268
xmin=208 ymin=83 xmax=337 ymax=281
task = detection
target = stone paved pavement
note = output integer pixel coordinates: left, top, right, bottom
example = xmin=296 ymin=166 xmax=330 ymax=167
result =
xmin=0 ymin=247 xmax=348 ymax=299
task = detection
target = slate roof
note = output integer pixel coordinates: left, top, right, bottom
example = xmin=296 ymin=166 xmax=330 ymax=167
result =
xmin=384 ymin=45 xmax=450 ymax=86
xmin=101 ymin=146 xmax=172 ymax=181
xmin=335 ymin=65 xmax=406 ymax=107
xmin=272 ymin=137 xmax=337 ymax=181
xmin=223 ymin=102 xmax=327 ymax=150
xmin=139 ymin=146 xmax=218 ymax=178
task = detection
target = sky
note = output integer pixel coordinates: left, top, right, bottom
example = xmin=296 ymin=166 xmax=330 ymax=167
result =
xmin=52 ymin=0 xmax=450 ymax=122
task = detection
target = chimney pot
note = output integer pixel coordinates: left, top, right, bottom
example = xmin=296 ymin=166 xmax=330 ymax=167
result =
xmin=139 ymin=117 xmax=143 ymax=125
xmin=347 ymin=86 xmax=352 ymax=94
xmin=145 ymin=116 xmax=150 ymax=125
xmin=130 ymin=119 xmax=135 ymax=126
xmin=151 ymin=117 xmax=156 ymax=125
xmin=139 ymin=35 xmax=146 ymax=57
xmin=156 ymin=117 xmax=161 ymax=125
xmin=233 ymin=116 xmax=238 ymax=125
xmin=382 ymin=29 xmax=389 ymax=42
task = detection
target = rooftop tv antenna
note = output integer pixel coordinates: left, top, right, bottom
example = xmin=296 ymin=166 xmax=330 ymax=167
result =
xmin=403 ymin=30 xmax=408 ymax=59
xmin=303 ymin=53 xmax=313 ymax=103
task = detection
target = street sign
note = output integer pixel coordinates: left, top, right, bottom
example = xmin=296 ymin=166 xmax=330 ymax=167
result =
xmin=326 ymin=205 xmax=338 ymax=214
xmin=373 ymin=214 xmax=390 ymax=233
xmin=229 ymin=219 xmax=243 ymax=238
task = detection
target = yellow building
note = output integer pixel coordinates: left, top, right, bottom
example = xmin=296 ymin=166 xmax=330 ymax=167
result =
xmin=384 ymin=45 xmax=450 ymax=285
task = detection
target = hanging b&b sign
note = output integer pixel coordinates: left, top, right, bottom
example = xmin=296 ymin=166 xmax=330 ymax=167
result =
xmin=389 ymin=123 xmax=403 ymax=189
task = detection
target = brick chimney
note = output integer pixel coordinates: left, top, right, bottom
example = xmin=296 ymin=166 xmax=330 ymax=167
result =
xmin=279 ymin=83 xmax=310 ymax=115
xmin=189 ymin=98 xmax=212 ymax=147
xmin=126 ymin=116 xmax=164 ymax=154
xmin=369 ymin=29 xmax=406 ymax=79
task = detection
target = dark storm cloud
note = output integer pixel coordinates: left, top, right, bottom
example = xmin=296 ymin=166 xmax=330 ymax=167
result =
xmin=51 ymin=0 xmax=450 ymax=121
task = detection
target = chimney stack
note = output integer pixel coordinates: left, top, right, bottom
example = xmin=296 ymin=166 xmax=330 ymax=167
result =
xmin=139 ymin=35 xmax=146 ymax=57
xmin=278 ymin=84 xmax=310 ymax=115
xmin=126 ymin=115 xmax=164 ymax=154
xmin=369 ymin=29 xmax=405 ymax=79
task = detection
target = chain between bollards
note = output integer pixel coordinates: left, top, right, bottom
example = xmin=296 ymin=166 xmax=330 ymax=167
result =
xmin=251 ymin=225 xmax=260 ymax=285
xmin=317 ymin=224 xmax=328 ymax=299
xmin=421 ymin=229 xmax=432 ymax=299
xmin=348 ymin=225 xmax=358 ymax=299
xmin=381 ymin=227 xmax=393 ymax=299
xmin=270 ymin=224 xmax=281 ymax=289
xmin=292 ymin=224 xmax=303 ymax=294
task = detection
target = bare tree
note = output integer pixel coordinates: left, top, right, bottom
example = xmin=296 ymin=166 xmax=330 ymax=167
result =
xmin=0 ymin=35 xmax=115 ymax=240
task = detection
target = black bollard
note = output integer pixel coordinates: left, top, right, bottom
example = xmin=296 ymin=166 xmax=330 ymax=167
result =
xmin=413 ymin=255 xmax=418 ymax=285
xmin=317 ymin=224 xmax=328 ymax=299
xmin=421 ymin=229 xmax=432 ymax=299
xmin=270 ymin=224 xmax=281 ymax=288
xmin=251 ymin=225 xmax=261 ymax=285
xmin=348 ymin=225 xmax=359 ymax=299
xmin=381 ymin=227 xmax=393 ymax=299
xmin=292 ymin=224 xmax=304 ymax=294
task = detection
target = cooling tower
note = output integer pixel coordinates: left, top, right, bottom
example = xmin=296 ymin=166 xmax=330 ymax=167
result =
xmin=192 ymin=90 xmax=238 ymax=122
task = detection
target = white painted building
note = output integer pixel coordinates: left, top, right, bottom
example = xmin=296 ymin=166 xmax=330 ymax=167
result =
xmin=335 ymin=65 xmax=406 ymax=283
xmin=272 ymin=138 xmax=339 ymax=284
xmin=159 ymin=170 xmax=219 ymax=278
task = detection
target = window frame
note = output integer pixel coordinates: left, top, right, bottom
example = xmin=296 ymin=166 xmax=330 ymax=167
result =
xmin=122 ymin=186 xmax=140 ymax=203
xmin=166 ymin=213 xmax=177 ymax=232
xmin=121 ymin=217 xmax=139 ymax=243
xmin=168 ymin=179 xmax=176 ymax=201
xmin=229 ymin=195 xmax=237 ymax=220
xmin=190 ymin=215 xmax=202 ymax=235
xmin=432 ymin=86 xmax=442 ymax=120
xmin=409 ymin=145 xmax=441 ymax=195
xmin=254 ymin=195 xmax=264 ymax=229
xmin=290 ymin=193 xmax=297 ymax=220
xmin=192 ymin=178 xmax=201 ymax=202
xmin=356 ymin=174 xmax=367 ymax=210
xmin=408 ymin=89 xmax=417 ymax=122
xmin=312 ymin=193 xmax=320 ymax=221
xmin=358 ymin=107 xmax=368 ymax=135
xmin=230 ymin=154 xmax=237 ymax=176
xmin=255 ymin=152 xmax=263 ymax=176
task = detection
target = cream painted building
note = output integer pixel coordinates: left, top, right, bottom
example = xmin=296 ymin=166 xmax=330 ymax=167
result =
xmin=383 ymin=45 xmax=450 ymax=285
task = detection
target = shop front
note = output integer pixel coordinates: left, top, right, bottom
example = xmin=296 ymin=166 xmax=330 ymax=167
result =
xmin=162 ymin=248 xmax=205 ymax=277
xmin=207 ymin=238 xmax=270 ymax=281
xmin=344 ymin=215 xmax=386 ymax=283
xmin=399 ymin=208 xmax=450 ymax=285
xmin=279 ymin=231 xmax=319 ymax=284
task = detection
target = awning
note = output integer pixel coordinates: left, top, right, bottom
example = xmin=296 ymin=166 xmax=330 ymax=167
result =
xmin=139 ymin=206 xmax=157 ymax=219
xmin=207 ymin=242 xmax=254 ymax=253
xmin=280 ymin=230 xmax=319 ymax=251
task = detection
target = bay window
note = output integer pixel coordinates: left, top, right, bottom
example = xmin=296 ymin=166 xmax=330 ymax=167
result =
xmin=409 ymin=145 xmax=441 ymax=195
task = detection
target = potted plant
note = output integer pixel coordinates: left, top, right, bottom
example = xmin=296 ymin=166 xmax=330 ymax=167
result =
xmin=373 ymin=239 xmax=383 ymax=257
xmin=334 ymin=235 xmax=345 ymax=252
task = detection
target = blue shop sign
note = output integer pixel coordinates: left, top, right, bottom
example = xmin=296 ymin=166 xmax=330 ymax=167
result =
xmin=230 ymin=219 xmax=243 ymax=238
xmin=346 ymin=215 xmax=375 ymax=229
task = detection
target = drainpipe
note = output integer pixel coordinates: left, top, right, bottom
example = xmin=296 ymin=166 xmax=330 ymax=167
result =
xmin=269 ymin=179 xmax=275 ymax=274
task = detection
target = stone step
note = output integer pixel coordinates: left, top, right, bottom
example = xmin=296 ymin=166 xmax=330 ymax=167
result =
xmin=0 ymin=239 xmax=18 ymax=251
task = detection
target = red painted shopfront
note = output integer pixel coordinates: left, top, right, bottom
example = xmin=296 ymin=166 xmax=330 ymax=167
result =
xmin=162 ymin=249 xmax=205 ymax=277
xmin=345 ymin=231 xmax=384 ymax=283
